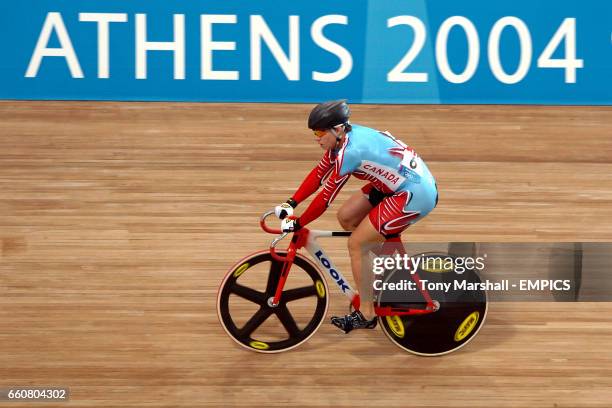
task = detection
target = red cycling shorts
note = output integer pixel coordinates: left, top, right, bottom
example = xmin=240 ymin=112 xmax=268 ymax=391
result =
xmin=361 ymin=183 xmax=421 ymax=237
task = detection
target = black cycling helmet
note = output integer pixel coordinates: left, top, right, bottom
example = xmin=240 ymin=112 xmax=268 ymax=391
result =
xmin=308 ymin=99 xmax=351 ymax=130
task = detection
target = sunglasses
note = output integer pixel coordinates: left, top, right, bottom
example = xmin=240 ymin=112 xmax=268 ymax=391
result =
xmin=313 ymin=124 xmax=343 ymax=138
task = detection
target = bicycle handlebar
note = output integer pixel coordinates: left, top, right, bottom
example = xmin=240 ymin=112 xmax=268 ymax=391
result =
xmin=261 ymin=210 xmax=293 ymax=262
xmin=271 ymin=232 xmax=289 ymax=248
xmin=260 ymin=210 xmax=282 ymax=234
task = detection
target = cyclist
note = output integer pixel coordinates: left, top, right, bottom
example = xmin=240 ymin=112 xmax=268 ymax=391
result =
xmin=274 ymin=100 xmax=438 ymax=333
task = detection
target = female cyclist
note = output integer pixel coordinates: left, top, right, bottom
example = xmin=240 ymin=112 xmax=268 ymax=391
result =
xmin=274 ymin=100 xmax=438 ymax=333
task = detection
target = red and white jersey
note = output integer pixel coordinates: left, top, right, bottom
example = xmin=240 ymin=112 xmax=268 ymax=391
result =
xmin=293 ymin=124 xmax=437 ymax=228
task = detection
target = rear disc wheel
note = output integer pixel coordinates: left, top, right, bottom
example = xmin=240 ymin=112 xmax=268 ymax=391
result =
xmin=378 ymin=253 xmax=488 ymax=356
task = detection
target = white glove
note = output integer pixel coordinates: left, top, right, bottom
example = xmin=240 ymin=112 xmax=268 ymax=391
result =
xmin=281 ymin=217 xmax=300 ymax=232
xmin=274 ymin=202 xmax=294 ymax=219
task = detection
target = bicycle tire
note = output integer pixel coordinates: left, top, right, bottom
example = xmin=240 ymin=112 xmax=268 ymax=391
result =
xmin=217 ymin=250 xmax=329 ymax=353
xmin=378 ymin=253 xmax=488 ymax=356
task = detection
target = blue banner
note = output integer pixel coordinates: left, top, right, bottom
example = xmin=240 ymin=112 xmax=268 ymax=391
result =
xmin=0 ymin=0 xmax=610 ymax=104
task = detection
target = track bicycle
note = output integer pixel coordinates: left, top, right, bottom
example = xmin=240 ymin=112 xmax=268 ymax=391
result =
xmin=217 ymin=210 xmax=488 ymax=355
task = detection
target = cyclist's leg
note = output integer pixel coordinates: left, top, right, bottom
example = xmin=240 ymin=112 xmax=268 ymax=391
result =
xmin=348 ymin=216 xmax=385 ymax=318
xmin=336 ymin=191 xmax=372 ymax=231
xmin=337 ymin=182 xmax=391 ymax=231
xmin=348 ymin=191 xmax=422 ymax=318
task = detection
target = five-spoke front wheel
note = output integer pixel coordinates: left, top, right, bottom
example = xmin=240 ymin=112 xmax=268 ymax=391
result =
xmin=217 ymin=250 xmax=329 ymax=353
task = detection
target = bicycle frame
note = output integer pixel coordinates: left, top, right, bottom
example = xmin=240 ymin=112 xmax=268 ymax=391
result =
xmin=261 ymin=212 xmax=436 ymax=317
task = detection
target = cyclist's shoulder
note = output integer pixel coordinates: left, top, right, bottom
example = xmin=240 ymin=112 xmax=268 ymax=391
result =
xmin=345 ymin=124 xmax=379 ymax=150
xmin=349 ymin=123 xmax=405 ymax=144
xmin=348 ymin=123 xmax=380 ymax=137
xmin=348 ymin=124 xmax=409 ymax=152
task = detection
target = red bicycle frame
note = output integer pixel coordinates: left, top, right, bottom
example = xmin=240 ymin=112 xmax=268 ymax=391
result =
xmin=260 ymin=211 xmax=437 ymax=317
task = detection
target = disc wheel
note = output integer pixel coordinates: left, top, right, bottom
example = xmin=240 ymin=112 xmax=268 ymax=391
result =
xmin=378 ymin=253 xmax=488 ymax=356
xmin=217 ymin=250 xmax=328 ymax=353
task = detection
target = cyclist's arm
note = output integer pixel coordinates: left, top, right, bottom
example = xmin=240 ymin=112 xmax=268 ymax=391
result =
xmin=291 ymin=150 xmax=335 ymax=204
xmin=297 ymin=167 xmax=350 ymax=227
xmin=297 ymin=138 xmax=356 ymax=227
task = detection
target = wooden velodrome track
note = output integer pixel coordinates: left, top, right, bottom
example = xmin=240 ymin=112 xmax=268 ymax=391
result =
xmin=1 ymin=101 xmax=611 ymax=407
